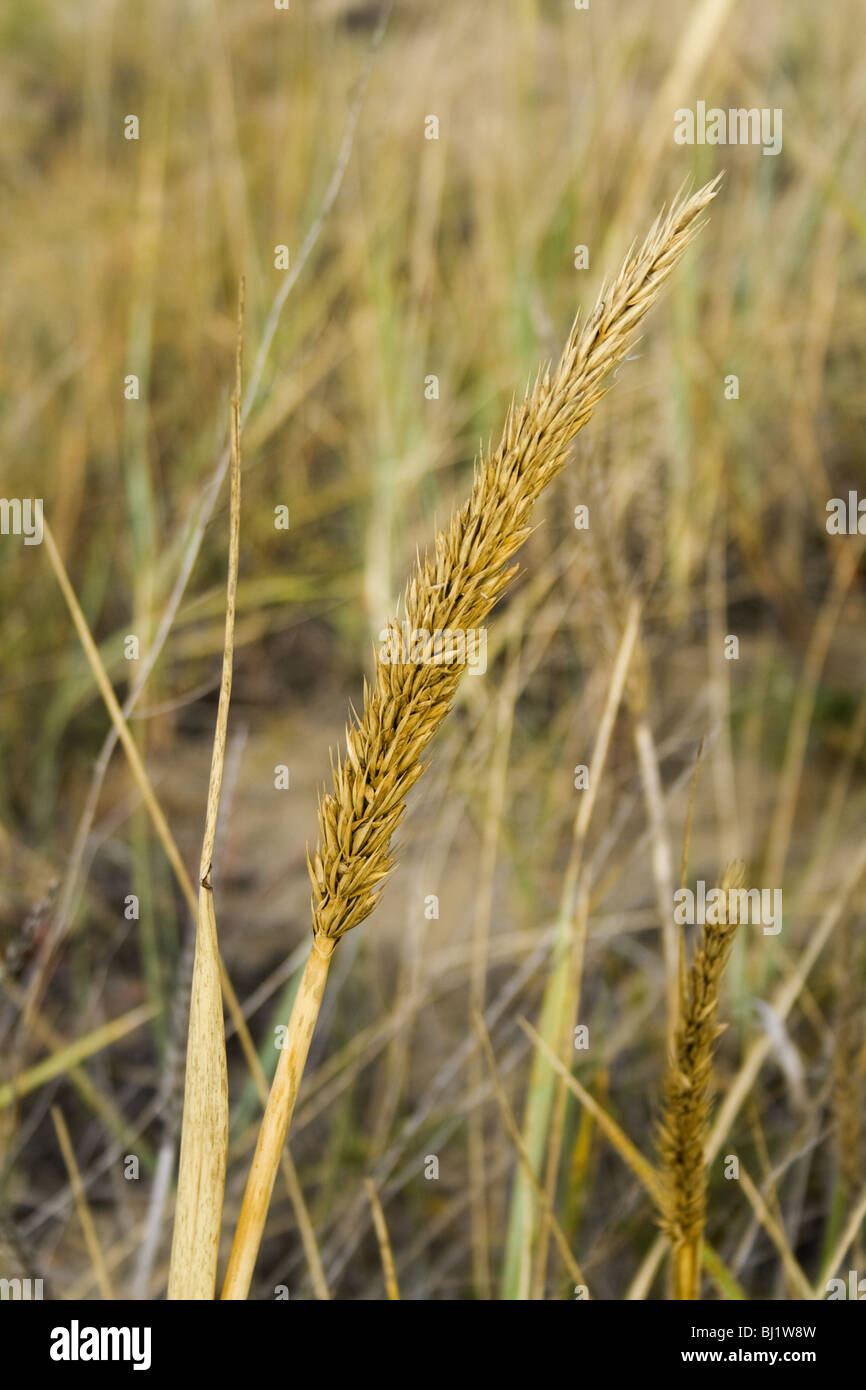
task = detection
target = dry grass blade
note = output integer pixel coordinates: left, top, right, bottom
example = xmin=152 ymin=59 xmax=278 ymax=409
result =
xmin=656 ymin=860 xmax=744 ymax=1300
xmin=815 ymin=1181 xmax=866 ymax=1297
xmin=518 ymin=1015 xmax=665 ymax=1208
xmin=521 ymin=601 xmax=640 ymax=1300
xmin=222 ymin=179 xmax=721 ymax=1297
xmin=0 ymin=969 xmax=138 ymax=1144
xmin=51 ymin=1105 xmax=114 ymax=1301
xmin=736 ymin=1163 xmax=813 ymax=1300
xmin=475 ymin=1011 xmax=589 ymax=1295
xmin=40 ymin=515 xmax=198 ymax=924
xmin=0 ymin=1004 xmax=157 ymax=1110
xmin=167 ymin=285 xmax=244 ymax=1300
xmin=364 ymin=1178 xmax=401 ymax=1300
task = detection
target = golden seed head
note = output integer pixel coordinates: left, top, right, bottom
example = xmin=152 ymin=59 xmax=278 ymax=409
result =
xmin=308 ymin=180 xmax=722 ymax=946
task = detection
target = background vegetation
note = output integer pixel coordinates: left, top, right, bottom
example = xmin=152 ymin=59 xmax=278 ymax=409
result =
xmin=1 ymin=0 xmax=864 ymax=1299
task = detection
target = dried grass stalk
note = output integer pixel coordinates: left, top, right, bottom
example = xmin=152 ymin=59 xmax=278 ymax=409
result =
xmin=364 ymin=1178 xmax=401 ymax=1300
xmin=222 ymin=178 xmax=721 ymax=1298
xmin=657 ymin=859 xmax=743 ymax=1300
xmin=168 ymin=289 xmax=244 ymax=1299
xmin=221 ymin=935 xmax=334 ymax=1299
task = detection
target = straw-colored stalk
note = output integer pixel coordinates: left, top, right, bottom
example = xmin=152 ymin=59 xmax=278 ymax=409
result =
xmin=51 ymin=1105 xmax=114 ymax=1301
xmin=364 ymin=1178 xmax=401 ymax=1300
xmin=221 ymin=934 xmax=334 ymax=1298
xmin=167 ymin=291 xmax=244 ymax=1299
xmin=221 ymin=178 xmax=721 ymax=1299
xmin=656 ymin=860 xmax=743 ymax=1300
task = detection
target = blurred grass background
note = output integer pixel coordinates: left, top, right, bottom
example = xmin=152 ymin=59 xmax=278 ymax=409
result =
xmin=1 ymin=0 xmax=865 ymax=1299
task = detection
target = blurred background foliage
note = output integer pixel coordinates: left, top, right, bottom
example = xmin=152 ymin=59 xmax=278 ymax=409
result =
xmin=0 ymin=0 xmax=865 ymax=1299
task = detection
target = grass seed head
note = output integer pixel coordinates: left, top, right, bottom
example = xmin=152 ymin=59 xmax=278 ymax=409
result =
xmin=308 ymin=178 xmax=722 ymax=945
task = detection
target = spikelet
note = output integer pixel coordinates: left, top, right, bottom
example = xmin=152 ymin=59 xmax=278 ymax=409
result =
xmin=657 ymin=858 xmax=744 ymax=1297
xmin=308 ymin=176 xmax=723 ymax=944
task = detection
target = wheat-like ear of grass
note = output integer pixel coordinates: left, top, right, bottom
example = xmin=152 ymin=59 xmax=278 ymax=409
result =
xmin=656 ymin=859 xmax=744 ymax=1300
xmin=221 ymin=176 xmax=722 ymax=1299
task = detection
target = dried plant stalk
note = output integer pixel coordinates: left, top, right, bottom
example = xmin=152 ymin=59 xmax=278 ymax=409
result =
xmin=221 ymin=935 xmax=334 ymax=1299
xmin=222 ymin=178 xmax=721 ymax=1298
xmin=657 ymin=859 xmax=743 ymax=1300
xmin=168 ymin=290 xmax=243 ymax=1299
xmin=364 ymin=1178 xmax=401 ymax=1300
xmin=51 ymin=1105 xmax=114 ymax=1301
